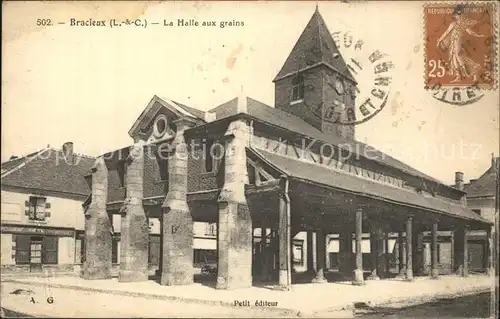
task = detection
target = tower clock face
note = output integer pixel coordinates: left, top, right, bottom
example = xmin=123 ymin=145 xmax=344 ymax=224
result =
xmin=335 ymin=80 xmax=345 ymax=95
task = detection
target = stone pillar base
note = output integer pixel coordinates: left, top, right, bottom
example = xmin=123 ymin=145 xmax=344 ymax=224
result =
xmin=216 ymin=270 xmax=253 ymax=290
xmin=352 ymin=269 xmax=364 ymax=285
xmin=430 ymin=268 xmax=439 ymax=279
xmin=396 ymin=267 xmax=406 ymax=279
xmin=161 ymin=272 xmax=193 ymax=286
xmin=119 ymin=270 xmax=148 ymax=283
xmin=404 ymin=269 xmax=414 ymax=282
xmin=311 ymin=269 xmax=327 ymax=283
xmin=367 ymin=270 xmax=380 ymax=280
xmin=278 ymin=269 xmax=288 ymax=287
xmin=82 ymin=268 xmax=112 ymax=280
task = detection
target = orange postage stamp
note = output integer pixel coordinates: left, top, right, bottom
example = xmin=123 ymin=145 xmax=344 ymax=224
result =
xmin=424 ymin=3 xmax=497 ymax=89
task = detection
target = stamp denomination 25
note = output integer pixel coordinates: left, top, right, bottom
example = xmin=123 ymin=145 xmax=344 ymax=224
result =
xmin=424 ymin=2 xmax=498 ymax=105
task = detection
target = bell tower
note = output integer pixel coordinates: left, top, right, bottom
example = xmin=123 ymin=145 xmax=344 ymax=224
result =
xmin=273 ymin=7 xmax=357 ymax=140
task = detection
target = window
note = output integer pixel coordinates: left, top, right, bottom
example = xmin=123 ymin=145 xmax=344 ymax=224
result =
xmin=472 ymin=209 xmax=481 ymax=215
xmin=112 ymin=238 xmax=119 ymax=264
xmin=26 ymin=196 xmax=48 ymax=221
xmin=117 ymin=161 xmax=127 ymax=188
xmin=292 ymin=241 xmax=304 ymax=264
xmin=193 ymin=249 xmax=217 ymax=265
xmin=158 ymin=159 xmax=169 ymax=182
xmin=291 ymin=73 xmax=305 ymax=101
xmin=15 ymin=235 xmax=30 ymax=264
xmin=205 ymin=223 xmax=217 ymax=237
xmin=204 ymin=139 xmax=214 ymax=173
xmin=42 ymin=236 xmax=58 ymax=264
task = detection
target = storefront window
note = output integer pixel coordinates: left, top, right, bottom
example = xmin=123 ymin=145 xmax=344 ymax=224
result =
xmin=15 ymin=235 xmax=30 ymax=264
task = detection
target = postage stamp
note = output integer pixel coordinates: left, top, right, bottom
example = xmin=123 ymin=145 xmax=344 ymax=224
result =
xmin=424 ymin=2 xmax=498 ymax=105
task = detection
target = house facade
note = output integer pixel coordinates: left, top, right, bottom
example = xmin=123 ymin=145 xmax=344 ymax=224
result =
xmin=463 ymin=156 xmax=499 ymax=272
xmin=1 ymin=143 xmax=92 ymax=274
xmin=81 ymin=8 xmax=492 ymax=290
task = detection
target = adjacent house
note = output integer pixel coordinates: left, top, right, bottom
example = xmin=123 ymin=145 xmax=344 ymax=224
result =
xmin=463 ymin=156 xmax=499 ymax=272
xmin=1 ymin=143 xmax=93 ymax=274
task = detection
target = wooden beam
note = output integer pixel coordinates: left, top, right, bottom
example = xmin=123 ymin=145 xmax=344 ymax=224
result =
xmin=245 ymin=179 xmax=282 ymax=195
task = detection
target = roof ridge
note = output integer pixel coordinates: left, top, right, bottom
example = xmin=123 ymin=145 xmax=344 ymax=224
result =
xmin=1 ymin=148 xmax=51 ymax=179
xmin=49 ymin=147 xmax=94 ymax=159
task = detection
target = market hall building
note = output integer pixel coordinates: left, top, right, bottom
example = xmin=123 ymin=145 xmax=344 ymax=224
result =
xmin=82 ymin=8 xmax=493 ymax=289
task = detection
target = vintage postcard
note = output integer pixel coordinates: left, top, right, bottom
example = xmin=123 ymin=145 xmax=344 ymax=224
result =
xmin=1 ymin=1 xmax=499 ymax=318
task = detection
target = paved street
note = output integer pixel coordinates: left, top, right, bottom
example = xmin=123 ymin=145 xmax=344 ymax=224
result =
xmin=0 ymin=282 xmax=292 ymax=318
xmin=0 ymin=289 xmax=494 ymax=318
xmin=354 ymin=292 xmax=492 ymax=318
xmin=0 ymin=276 xmax=496 ymax=318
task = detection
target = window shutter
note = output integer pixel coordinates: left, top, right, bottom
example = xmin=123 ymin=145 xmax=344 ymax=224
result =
xmin=25 ymin=200 xmax=30 ymax=216
xmin=45 ymin=202 xmax=51 ymax=218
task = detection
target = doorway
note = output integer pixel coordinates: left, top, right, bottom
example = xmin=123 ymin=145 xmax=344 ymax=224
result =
xmin=29 ymin=237 xmax=43 ymax=272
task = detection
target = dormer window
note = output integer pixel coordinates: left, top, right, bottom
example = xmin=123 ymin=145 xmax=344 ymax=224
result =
xmin=291 ymin=73 xmax=305 ymax=102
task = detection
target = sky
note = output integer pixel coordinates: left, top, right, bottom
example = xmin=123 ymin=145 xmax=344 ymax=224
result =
xmin=2 ymin=1 xmax=499 ymax=185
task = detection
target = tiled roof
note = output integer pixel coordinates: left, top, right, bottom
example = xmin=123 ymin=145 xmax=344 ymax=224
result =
xmin=252 ymin=148 xmax=491 ymax=225
xmin=209 ymin=96 xmax=448 ymax=187
xmin=173 ymin=100 xmax=206 ymax=120
xmin=1 ymin=148 xmax=94 ymax=197
xmin=1 ymin=154 xmax=36 ymax=174
xmin=465 ymin=158 xmax=499 ymax=198
xmin=273 ymin=7 xmax=355 ymax=82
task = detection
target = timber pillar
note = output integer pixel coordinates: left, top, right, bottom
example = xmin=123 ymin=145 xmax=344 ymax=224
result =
xmin=312 ymin=227 xmax=327 ymax=283
xmin=160 ymin=118 xmax=195 ymax=286
xmin=368 ymin=222 xmax=383 ymax=280
xmin=405 ymin=216 xmax=414 ymax=281
xmin=306 ymin=231 xmax=314 ymax=275
xmin=277 ymin=187 xmax=291 ymax=290
xmin=339 ymin=227 xmax=353 ymax=279
xmin=430 ymin=221 xmax=439 ymax=279
xmin=352 ymin=208 xmax=364 ymax=285
xmin=453 ymin=225 xmax=469 ymax=277
xmin=119 ymin=140 xmax=149 ymax=282
xmin=396 ymin=231 xmax=406 ymax=278
xmin=216 ymin=114 xmax=253 ymax=290
xmin=82 ymin=157 xmax=112 ymax=280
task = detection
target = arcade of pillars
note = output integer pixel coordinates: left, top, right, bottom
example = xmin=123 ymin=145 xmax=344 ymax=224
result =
xmin=82 ymin=115 xmax=493 ymax=288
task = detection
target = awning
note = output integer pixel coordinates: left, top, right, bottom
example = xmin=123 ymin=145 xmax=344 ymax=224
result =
xmin=251 ymin=148 xmax=492 ymax=226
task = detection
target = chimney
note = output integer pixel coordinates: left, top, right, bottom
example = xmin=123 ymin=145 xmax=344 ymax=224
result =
xmin=492 ymin=155 xmax=499 ymax=169
xmin=62 ymin=142 xmax=74 ymax=164
xmin=236 ymin=85 xmax=247 ymax=114
xmin=455 ymin=171 xmax=464 ymax=190
xmin=205 ymin=111 xmax=216 ymax=123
